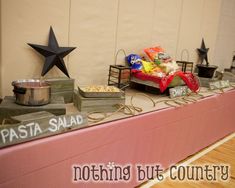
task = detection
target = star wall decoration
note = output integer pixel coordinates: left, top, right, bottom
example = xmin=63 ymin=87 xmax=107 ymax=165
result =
xmin=28 ymin=27 xmax=76 ymax=78
xmin=197 ymin=38 xmax=209 ymax=65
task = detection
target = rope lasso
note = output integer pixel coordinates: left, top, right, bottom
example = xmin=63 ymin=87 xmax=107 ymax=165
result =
xmin=87 ymin=76 xmax=235 ymax=123
xmin=88 ymin=93 xmax=152 ymax=123
xmin=87 ymin=91 xmax=204 ymax=123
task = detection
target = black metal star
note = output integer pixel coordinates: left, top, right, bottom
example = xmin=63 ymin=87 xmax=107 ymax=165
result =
xmin=28 ymin=27 xmax=76 ymax=78
xmin=197 ymin=38 xmax=209 ymax=65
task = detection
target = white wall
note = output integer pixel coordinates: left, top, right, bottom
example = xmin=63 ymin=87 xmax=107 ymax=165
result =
xmin=0 ymin=0 xmax=229 ymax=97
xmin=214 ymin=0 xmax=235 ymax=70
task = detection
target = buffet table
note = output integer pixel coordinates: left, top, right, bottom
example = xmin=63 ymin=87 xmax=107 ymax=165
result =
xmin=0 ymin=90 xmax=235 ymax=188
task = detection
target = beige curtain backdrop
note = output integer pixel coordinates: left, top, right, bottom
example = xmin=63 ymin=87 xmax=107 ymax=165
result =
xmin=214 ymin=0 xmax=235 ymax=69
xmin=0 ymin=0 xmax=234 ymax=97
xmin=0 ymin=0 xmax=2 ymax=97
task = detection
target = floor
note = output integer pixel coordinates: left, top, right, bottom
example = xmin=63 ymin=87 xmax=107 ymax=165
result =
xmin=141 ymin=133 xmax=235 ymax=188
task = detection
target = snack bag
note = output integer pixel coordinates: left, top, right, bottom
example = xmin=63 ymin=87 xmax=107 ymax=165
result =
xmin=144 ymin=46 xmax=172 ymax=64
xmin=142 ymin=60 xmax=155 ymax=73
xmin=151 ymin=67 xmax=166 ymax=78
xmin=144 ymin=46 xmax=165 ymax=62
xmin=159 ymin=60 xmax=179 ymax=75
xmin=126 ymin=54 xmax=143 ymax=70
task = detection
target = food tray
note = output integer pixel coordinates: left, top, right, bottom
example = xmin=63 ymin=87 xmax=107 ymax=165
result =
xmin=78 ymin=86 xmax=123 ymax=98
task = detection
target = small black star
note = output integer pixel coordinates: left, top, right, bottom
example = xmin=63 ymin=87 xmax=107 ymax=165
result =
xmin=197 ymin=38 xmax=209 ymax=64
xmin=28 ymin=27 xmax=76 ymax=77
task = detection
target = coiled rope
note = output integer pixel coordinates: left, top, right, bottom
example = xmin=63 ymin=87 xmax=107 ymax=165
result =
xmin=87 ymin=91 xmax=203 ymax=123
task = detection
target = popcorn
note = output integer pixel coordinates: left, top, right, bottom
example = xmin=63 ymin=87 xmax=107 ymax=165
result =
xmin=81 ymin=85 xmax=120 ymax=92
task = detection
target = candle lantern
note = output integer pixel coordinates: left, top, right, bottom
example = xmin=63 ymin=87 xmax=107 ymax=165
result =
xmin=176 ymin=61 xmax=194 ymax=73
xmin=108 ymin=49 xmax=131 ymax=90
xmin=176 ymin=49 xmax=194 ymax=73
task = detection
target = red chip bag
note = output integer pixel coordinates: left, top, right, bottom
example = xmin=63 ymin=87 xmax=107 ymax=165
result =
xmin=144 ymin=46 xmax=165 ymax=61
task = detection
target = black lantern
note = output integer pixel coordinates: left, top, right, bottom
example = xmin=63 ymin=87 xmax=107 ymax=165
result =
xmin=108 ymin=49 xmax=131 ymax=89
xmin=176 ymin=61 xmax=193 ymax=73
xmin=176 ymin=49 xmax=194 ymax=73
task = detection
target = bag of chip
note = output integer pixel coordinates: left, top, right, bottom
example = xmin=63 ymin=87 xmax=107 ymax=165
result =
xmin=126 ymin=54 xmax=143 ymax=70
xmin=144 ymin=46 xmax=165 ymax=62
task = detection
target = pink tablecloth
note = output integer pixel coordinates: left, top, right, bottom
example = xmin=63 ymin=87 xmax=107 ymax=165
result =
xmin=0 ymin=90 xmax=235 ymax=188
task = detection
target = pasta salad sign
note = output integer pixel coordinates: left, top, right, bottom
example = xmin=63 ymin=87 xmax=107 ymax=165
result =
xmin=0 ymin=113 xmax=87 ymax=148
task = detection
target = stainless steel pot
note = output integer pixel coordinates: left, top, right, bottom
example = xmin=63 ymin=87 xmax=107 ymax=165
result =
xmin=12 ymin=79 xmax=51 ymax=106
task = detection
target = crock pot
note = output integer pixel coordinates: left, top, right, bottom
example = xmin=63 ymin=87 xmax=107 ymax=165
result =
xmin=12 ymin=79 xmax=51 ymax=106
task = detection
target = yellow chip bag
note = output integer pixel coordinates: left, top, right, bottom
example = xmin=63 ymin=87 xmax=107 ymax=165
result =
xmin=142 ymin=60 xmax=154 ymax=73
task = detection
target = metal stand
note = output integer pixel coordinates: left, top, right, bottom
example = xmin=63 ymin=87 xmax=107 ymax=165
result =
xmin=176 ymin=49 xmax=194 ymax=73
xmin=108 ymin=49 xmax=131 ymax=90
xmin=108 ymin=65 xmax=131 ymax=89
